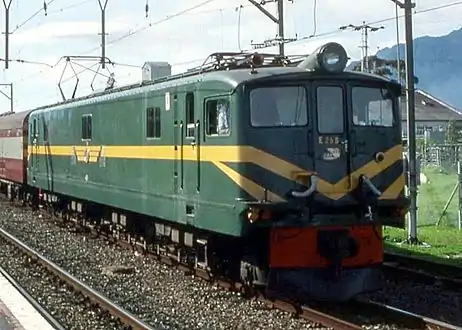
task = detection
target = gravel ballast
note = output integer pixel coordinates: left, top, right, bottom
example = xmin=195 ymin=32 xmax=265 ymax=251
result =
xmin=0 ymin=240 xmax=125 ymax=330
xmin=0 ymin=202 xmax=327 ymax=330
xmin=364 ymin=276 xmax=462 ymax=327
xmin=0 ymin=200 xmax=448 ymax=330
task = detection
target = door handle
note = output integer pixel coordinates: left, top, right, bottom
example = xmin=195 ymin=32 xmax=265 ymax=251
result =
xmin=307 ymin=131 xmax=314 ymax=156
xmin=350 ymin=131 xmax=357 ymax=156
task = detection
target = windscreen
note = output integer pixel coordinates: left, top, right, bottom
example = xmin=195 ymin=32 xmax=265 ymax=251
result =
xmin=352 ymin=86 xmax=395 ymax=127
xmin=317 ymin=86 xmax=344 ymax=134
xmin=250 ymin=86 xmax=308 ymax=127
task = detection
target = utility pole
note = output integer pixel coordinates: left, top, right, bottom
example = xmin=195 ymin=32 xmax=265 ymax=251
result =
xmin=394 ymin=3 xmax=402 ymax=84
xmin=2 ymin=0 xmax=12 ymax=69
xmin=0 ymin=83 xmax=13 ymax=113
xmin=97 ymin=0 xmax=109 ymax=69
xmin=340 ymin=22 xmax=384 ymax=72
xmin=248 ymin=0 xmax=296 ymax=57
xmin=391 ymin=0 xmax=418 ymax=243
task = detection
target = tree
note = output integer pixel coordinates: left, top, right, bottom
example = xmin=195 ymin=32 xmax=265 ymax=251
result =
xmin=445 ymin=119 xmax=462 ymax=144
xmin=351 ymin=55 xmax=419 ymax=85
xmin=444 ymin=119 xmax=462 ymax=167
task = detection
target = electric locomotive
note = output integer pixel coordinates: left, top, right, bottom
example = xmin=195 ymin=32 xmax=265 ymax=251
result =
xmin=0 ymin=42 xmax=408 ymax=302
xmin=235 ymin=42 xmax=409 ymax=301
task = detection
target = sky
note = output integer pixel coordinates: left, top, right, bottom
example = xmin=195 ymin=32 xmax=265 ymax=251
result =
xmin=0 ymin=0 xmax=460 ymax=112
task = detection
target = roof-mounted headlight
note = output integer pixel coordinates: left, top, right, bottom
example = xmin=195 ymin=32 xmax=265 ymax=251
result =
xmin=297 ymin=42 xmax=348 ymax=73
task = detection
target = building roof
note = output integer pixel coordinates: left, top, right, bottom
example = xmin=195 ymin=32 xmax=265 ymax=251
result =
xmin=401 ymin=89 xmax=462 ymax=121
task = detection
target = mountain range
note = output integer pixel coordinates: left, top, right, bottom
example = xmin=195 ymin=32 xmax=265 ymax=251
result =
xmin=351 ymin=27 xmax=462 ymax=110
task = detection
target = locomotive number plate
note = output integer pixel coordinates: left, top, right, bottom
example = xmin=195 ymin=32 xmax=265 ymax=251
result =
xmin=318 ymin=135 xmax=340 ymax=145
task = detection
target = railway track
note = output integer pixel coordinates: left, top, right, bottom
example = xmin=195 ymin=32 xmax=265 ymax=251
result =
xmin=0 ymin=265 xmax=65 ymax=330
xmin=346 ymin=298 xmax=460 ymax=330
xmin=46 ymin=211 xmax=462 ymax=329
xmin=2 ymin=200 xmax=461 ymax=330
xmin=76 ymin=228 xmax=462 ymax=329
xmin=384 ymin=252 xmax=462 ymax=289
xmin=0 ymin=226 xmax=155 ymax=330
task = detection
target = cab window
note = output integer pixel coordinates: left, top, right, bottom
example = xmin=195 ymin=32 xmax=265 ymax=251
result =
xmin=205 ymin=97 xmax=230 ymax=136
xmin=317 ymin=86 xmax=344 ymax=133
xmin=250 ymin=86 xmax=307 ymax=127
xmin=352 ymin=86 xmax=394 ymax=127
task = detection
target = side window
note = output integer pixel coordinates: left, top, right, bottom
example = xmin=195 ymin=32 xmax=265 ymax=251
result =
xmin=185 ymin=92 xmax=195 ymax=138
xmin=317 ymin=86 xmax=344 ymax=133
xmin=352 ymin=87 xmax=394 ymax=127
xmin=81 ymin=114 xmax=92 ymax=140
xmin=205 ymin=98 xmax=230 ymax=136
xmin=146 ymin=107 xmax=161 ymax=138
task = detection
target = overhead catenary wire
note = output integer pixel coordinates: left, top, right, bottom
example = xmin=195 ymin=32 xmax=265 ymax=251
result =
xmin=77 ymin=0 xmax=219 ymax=56
xmin=13 ymin=0 xmax=94 ymax=57
xmin=271 ymin=0 xmax=462 ymax=50
xmin=9 ymin=0 xmax=462 ymax=87
xmin=9 ymin=0 xmax=220 ymax=84
xmin=12 ymin=0 xmax=57 ymax=34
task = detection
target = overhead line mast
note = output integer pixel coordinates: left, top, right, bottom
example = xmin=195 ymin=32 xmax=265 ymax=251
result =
xmin=339 ymin=22 xmax=384 ymax=72
xmin=390 ymin=0 xmax=419 ymax=244
xmin=248 ymin=0 xmax=296 ymax=57
xmin=2 ymin=0 xmax=12 ymax=69
xmin=98 ymin=0 xmax=109 ymax=69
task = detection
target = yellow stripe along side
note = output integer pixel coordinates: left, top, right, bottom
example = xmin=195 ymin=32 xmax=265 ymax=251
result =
xmin=28 ymin=144 xmax=404 ymax=202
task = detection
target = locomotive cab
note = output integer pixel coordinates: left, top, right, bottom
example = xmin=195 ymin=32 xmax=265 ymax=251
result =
xmin=244 ymin=42 xmax=408 ymax=227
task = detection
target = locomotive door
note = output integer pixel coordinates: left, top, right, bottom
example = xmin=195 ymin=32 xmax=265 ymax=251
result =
xmin=30 ymin=117 xmax=39 ymax=182
xmin=173 ymin=92 xmax=180 ymax=195
xmin=180 ymin=91 xmax=201 ymax=224
xmin=313 ymin=84 xmax=351 ymax=196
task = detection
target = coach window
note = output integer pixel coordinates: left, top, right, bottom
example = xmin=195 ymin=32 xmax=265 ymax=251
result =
xmin=205 ymin=97 xmax=230 ymax=136
xmin=317 ymin=86 xmax=344 ymax=133
xmin=32 ymin=118 xmax=37 ymax=137
xmin=185 ymin=92 xmax=195 ymax=138
xmin=43 ymin=121 xmax=49 ymax=142
xmin=352 ymin=86 xmax=394 ymax=127
xmin=146 ymin=107 xmax=161 ymax=138
xmin=81 ymin=114 xmax=92 ymax=140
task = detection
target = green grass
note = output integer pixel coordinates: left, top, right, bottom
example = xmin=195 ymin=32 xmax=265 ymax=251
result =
xmin=383 ymin=226 xmax=462 ymax=267
xmin=383 ymin=166 xmax=462 ymax=267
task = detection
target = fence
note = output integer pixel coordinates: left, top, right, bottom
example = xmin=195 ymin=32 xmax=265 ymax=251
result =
xmin=416 ymin=143 xmax=462 ymax=230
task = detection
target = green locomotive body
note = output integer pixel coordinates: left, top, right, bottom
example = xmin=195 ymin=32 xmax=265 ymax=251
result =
xmin=22 ymin=43 xmax=410 ymax=301
xmin=28 ymin=71 xmax=250 ymax=236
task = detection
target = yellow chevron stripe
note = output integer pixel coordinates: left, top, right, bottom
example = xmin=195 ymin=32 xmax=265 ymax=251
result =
xmin=28 ymin=144 xmax=404 ymax=201
xmin=379 ymin=174 xmax=405 ymax=200
xmin=212 ymin=161 xmax=284 ymax=202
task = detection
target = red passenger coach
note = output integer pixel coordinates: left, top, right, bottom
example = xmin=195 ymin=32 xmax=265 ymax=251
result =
xmin=0 ymin=111 xmax=31 ymax=185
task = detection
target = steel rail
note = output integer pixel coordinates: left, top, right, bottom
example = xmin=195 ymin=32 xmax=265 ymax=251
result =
xmin=0 ymin=227 xmax=156 ymax=330
xmin=0 ymin=265 xmax=66 ymax=330
xmin=353 ymin=298 xmax=461 ymax=330
xmin=4 ymin=199 xmax=462 ymax=330
xmin=384 ymin=252 xmax=462 ymax=289
xmin=384 ymin=252 xmax=462 ymax=278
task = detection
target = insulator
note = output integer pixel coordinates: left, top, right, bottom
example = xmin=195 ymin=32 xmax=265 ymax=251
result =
xmin=43 ymin=1 xmax=47 ymax=16
xmin=145 ymin=1 xmax=149 ymax=18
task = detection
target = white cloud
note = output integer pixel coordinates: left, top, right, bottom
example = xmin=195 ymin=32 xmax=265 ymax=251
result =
xmin=12 ymin=20 xmax=130 ymax=45
xmin=1 ymin=0 xmax=461 ymax=113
